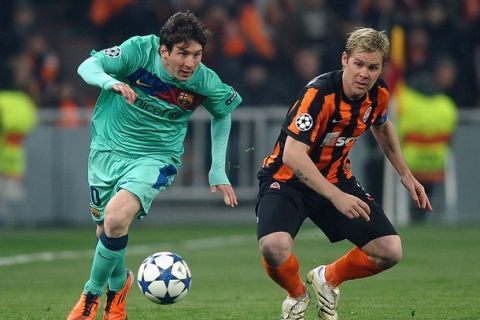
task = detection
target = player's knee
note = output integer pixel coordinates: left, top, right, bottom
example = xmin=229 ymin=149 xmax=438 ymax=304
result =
xmin=378 ymin=237 xmax=403 ymax=269
xmin=365 ymin=235 xmax=403 ymax=269
xmin=103 ymin=210 xmax=129 ymax=237
xmin=384 ymin=245 xmax=403 ymax=268
xmin=258 ymin=232 xmax=293 ymax=267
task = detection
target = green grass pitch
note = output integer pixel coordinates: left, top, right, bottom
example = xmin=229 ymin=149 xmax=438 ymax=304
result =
xmin=1 ymin=223 xmax=479 ymax=319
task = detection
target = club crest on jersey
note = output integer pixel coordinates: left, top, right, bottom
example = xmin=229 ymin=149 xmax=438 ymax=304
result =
xmin=104 ymin=46 xmax=121 ymax=58
xmin=270 ymin=182 xmax=281 ymax=189
xmin=295 ymin=113 xmax=313 ymax=131
xmin=363 ymin=106 xmax=372 ymax=122
xmin=177 ymin=91 xmax=194 ymax=107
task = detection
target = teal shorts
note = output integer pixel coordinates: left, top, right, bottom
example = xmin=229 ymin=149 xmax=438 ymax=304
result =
xmin=88 ymin=150 xmax=177 ymax=224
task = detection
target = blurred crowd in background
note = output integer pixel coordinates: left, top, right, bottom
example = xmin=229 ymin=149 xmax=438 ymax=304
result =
xmin=1 ymin=0 xmax=480 ymax=112
xmin=1 ymin=0 xmax=479 ymax=226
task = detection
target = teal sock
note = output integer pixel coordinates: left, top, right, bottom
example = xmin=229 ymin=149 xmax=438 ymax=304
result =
xmin=84 ymin=232 xmax=128 ymax=295
xmin=108 ymin=254 xmax=127 ymax=292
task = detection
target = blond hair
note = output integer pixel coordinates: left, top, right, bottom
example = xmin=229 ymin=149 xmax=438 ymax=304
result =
xmin=345 ymin=28 xmax=390 ymax=64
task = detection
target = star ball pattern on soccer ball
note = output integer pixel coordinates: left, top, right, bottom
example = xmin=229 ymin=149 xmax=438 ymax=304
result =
xmin=137 ymin=251 xmax=192 ymax=304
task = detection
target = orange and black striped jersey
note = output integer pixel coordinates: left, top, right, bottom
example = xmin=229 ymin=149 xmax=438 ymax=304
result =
xmin=258 ymin=70 xmax=390 ymax=186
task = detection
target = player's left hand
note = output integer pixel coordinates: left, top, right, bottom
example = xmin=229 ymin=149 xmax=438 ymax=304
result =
xmin=112 ymin=83 xmax=138 ymax=104
xmin=211 ymin=184 xmax=238 ymax=208
xmin=401 ymin=175 xmax=433 ymax=212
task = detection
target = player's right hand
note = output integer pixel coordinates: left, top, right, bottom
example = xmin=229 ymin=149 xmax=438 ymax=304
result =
xmin=112 ymin=83 xmax=138 ymax=104
xmin=330 ymin=192 xmax=371 ymax=221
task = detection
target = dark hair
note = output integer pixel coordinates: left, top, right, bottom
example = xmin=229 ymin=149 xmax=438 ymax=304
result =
xmin=159 ymin=11 xmax=209 ymax=51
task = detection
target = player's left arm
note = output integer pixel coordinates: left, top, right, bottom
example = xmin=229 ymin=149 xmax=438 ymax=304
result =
xmin=209 ymin=113 xmax=238 ymax=208
xmin=200 ymin=67 xmax=241 ymax=207
xmin=371 ymin=120 xmax=433 ymax=211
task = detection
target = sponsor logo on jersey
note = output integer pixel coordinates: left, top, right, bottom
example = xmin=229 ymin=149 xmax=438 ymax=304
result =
xmin=104 ymin=46 xmax=121 ymax=58
xmin=363 ymin=106 xmax=372 ymax=122
xmin=320 ymin=132 xmax=358 ymax=147
xmin=135 ymin=79 xmax=153 ymax=88
xmin=90 ymin=207 xmax=100 ymax=219
xmin=135 ymin=98 xmax=182 ymax=119
xmin=269 ymin=182 xmax=281 ymax=189
xmin=177 ymin=91 xmax=194 ymax=107
xmin=295 ymin=113 xmax=313 ymax=131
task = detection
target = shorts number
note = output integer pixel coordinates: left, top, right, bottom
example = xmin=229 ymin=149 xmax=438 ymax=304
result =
xmin=90 ymin=187 xmax=102 ymax=206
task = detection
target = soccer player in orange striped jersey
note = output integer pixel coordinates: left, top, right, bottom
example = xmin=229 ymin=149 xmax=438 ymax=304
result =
xmin=255 ymin=28 xmax=432 ymax=320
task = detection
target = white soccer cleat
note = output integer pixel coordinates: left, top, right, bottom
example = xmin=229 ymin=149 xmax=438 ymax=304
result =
xmin=307 ymin=266 xmax=340 ymax=320
xmin=280 ymin=290 xmax=311 ymax=320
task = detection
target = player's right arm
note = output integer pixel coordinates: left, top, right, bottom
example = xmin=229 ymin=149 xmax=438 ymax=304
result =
xmin=283 ymin=135 xmax=371 ymax=221
xmin=78 ymin=57 xmax=138 ymax=104
xmin=77 ymin=37 xmax=145 ymax=103
xmin=77 ymin=56 xmax=122 ymax=90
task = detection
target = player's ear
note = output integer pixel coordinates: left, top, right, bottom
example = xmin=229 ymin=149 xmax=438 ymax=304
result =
xmin=159 ymin=45 xmax=169 ymax=58
xmin=341 ymin=51 xmax=348 ymax=68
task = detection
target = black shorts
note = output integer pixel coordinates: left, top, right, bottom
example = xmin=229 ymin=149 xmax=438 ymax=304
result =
xmin=255 ymin=178 xmax=398 ymax=248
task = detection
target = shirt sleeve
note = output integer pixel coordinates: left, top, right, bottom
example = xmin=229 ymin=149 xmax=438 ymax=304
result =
xmin=77 ymin=56 xmax=122 ymax=90
xmin=201 ymin=68 xmax=242 ymax=117
xmin=373 ymin=111 xmax=389 ymax=126
xmin=77 ymin=36 xmax=145 ymax=88
xmin=372 ymin=86 xmax=391 ymax=126
xmin=208 ymin=113 xmax=232 ymax=186
xmin=282 ymin=87 xmax=326 ymax=146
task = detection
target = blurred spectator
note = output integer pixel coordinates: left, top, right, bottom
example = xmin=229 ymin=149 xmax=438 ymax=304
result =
xmin=11 ymin=33 xmax=61 ymax=108
xmin=89 ymin=0 xmax=136 ymax=27
xmin=296 ymin=0 xmax=331 ymax=45
xmin=292 ymin=47 xmax=322 ymax=85
xmin=88 ymin=0 xmax=160 ymax=44
xmin=433 ymin=55 xmax=473 ymax=108
xmin=0 ymin=0 xmax=479 ymax=109
xmin=365 ymin=0 xmax=404 ymax=31
xmin=0 ymin=89 xmax=37 ymax=224
xmin=57 ymin=83 xmax=88 ymax=128
xmin=423 ymin=1 xmax=461 ymax=58
xmin=237 ymin=62 xmax=289 ymax=106
xmin=263 ymin=0 xmax=301 ymax=61
xmin=405 ymin=25 xmax=431 ymax=76
xmin=226 ymin=0 xmax=276 ymax=62
xmin=397 ymin=72 xmax=458 ymax=222
xmin=281 ymin=47 xmax=323 ymax=101
xmin=462 ymin=0 xmax=480 ymax=108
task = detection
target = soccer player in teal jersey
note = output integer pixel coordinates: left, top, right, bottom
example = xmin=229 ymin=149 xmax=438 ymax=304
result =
xmin=67 ymin=11 xmax=242 ymax=320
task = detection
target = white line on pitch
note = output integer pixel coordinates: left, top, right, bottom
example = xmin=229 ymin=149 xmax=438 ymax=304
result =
xmin=0 ymin=229 xmax=324 ymax=267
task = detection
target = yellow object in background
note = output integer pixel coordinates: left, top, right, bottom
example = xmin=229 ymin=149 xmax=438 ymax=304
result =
xmin=397 ymin=85 xmax=458 ymax=182
xmin=0 ymin=91 xmax=37 ymax=178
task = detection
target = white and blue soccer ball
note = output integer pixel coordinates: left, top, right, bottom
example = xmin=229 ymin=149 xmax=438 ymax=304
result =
xmin=137 ymin=251 xmax=192 ymax=305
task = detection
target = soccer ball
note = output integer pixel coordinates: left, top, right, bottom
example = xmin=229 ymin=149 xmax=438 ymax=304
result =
xmin=137 ymin=251 xmax=192 ymax=304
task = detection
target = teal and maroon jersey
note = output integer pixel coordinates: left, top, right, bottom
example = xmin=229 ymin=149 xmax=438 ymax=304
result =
xmin=84 ymin=35 xmax=241 ymax=165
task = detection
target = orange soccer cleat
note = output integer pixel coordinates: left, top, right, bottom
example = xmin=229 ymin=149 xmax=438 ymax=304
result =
xmin=103 ymin=269 xmax=134 ymax=320
xmin=66 ymin=292 xmax=100 ymax=320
